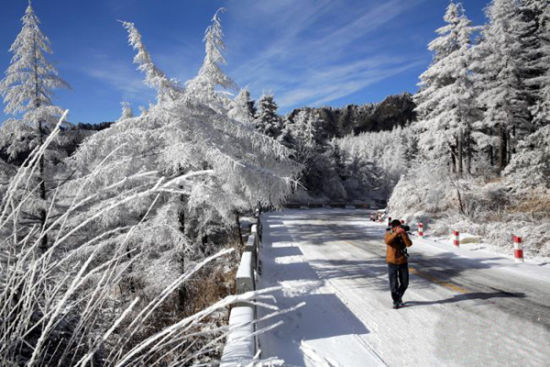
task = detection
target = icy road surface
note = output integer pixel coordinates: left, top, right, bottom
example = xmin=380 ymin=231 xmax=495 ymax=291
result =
xmin=257 ymin=209 xmax=550 ymax=367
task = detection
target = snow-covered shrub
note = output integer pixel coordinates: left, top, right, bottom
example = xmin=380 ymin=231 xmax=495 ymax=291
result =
xmin=388 ymin=160 xmax=455 ymax=216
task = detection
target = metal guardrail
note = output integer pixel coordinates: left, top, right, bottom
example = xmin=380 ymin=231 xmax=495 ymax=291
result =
xmin=220 ymin=213 xmax=262 ymax=366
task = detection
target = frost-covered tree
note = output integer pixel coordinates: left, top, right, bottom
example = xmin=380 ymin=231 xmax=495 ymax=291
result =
xmin=471 ymin=0 xmax=532 ymax=172
xmin=255 ymin=94 xmax=282 ymax=138
xmin=529 ymin=3 xmax=550 ymax=126
xmin=414 ymin=1 xmax=477 ymax=176
xmin=0 ymin=2 xmax=69 ymax=251
xmin=338 ymin=127 xmax=409 ymax=200
xmin=63 ymin=16 xmax=299 ymax=302
xmin=185 ymin=8 xmax=236 ymax=112
xmin=291 ymin=109 xmax=326 ymax=149
xmin=518 ymin=0 xmax=547 ymax=101
xmin=228 ymin=87 xmax=255 ymax=126
xmin=281 ymin=110 xmax=325 ymax=193
xmin=0 ymin=2 xmax=69 ymax=115
xmin=504 ymin=4 xmax=550 ymax=189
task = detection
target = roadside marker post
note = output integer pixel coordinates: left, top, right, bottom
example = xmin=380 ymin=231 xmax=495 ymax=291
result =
xmin=418 ymin=223 xmax=424 ymax=237
xmin=452 ymin=230 xmax=460 ymax=247
xmin=513 ymin=235 xmax=524 ymax=263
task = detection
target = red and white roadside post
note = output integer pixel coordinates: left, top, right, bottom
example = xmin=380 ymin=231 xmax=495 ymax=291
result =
xmin=452 ymin=230 xmax=460 ymax=247
xmin=513 ymin=235 xmax=524 ymax=263
xmin=400 ymin=219 xmax=405 ymax=225
xmin=418 ymin=223 xmax=424 ymax=237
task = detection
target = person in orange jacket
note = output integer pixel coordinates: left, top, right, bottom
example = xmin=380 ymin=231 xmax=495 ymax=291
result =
xmin=384 ymin=219 xmax=413 ymax=309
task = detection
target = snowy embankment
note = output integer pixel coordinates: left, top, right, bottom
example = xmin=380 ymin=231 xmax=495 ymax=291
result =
xmin=257 ymin=208 xmax=550 ymax=367
xmin=390 ymin=212 xmax=550 ymax=265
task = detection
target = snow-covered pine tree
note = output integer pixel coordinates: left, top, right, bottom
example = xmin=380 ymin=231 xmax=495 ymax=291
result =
xmin=0 ymin=1 xmax=69 ymax=251
xmin=518 ymin=0 xmax=547 ymax=105
xmin=504 ymin=4 xmax=550 ymax=189
xmin=289 ymin=109 xmax=326 ymax=152
xmin=255 ymin=94 xmax=283 ymax=138
xmin=185 ymin=8 xmax=236 ymax=112
xmin=228 ymin=87 xmax=255 ymax=126
xmin=471 ymin=0 xmax=532 ymax=173
xmin=528 ymin=2 xmax=550 ymax=127
xmin=414 ymin=1 xmax=477 ymax=176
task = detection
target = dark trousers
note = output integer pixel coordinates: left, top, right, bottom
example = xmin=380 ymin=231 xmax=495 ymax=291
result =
xmin=388 ymin=263 xmax=409 ymax=304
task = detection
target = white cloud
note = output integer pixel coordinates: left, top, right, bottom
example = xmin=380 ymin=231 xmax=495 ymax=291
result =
xmin=225 ymin=0 xmax=428 ymax=110
xmin=83 ymin=51 xmax=151 ymax=99
xmin=278 ymin=57 xmax=425 ymax=107
xmin=87 ymin=65 xmax=148 ymax=98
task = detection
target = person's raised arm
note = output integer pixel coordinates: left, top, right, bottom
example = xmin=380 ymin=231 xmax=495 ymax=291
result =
xmin=385 ymin=229 xmax=401 ymax=247
xmin=402 ymin=231 xmax=413 ymax=247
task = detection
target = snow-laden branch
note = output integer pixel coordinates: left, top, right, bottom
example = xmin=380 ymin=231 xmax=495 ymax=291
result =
xmin=120 ymin=20 xmax=183 ymax=102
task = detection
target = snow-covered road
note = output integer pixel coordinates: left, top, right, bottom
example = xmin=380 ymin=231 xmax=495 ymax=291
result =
xmin=257 ymin=209 xmax=550 ymax=367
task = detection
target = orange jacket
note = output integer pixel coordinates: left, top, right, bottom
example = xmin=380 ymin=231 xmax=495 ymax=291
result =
xmin=384 ymin=228 xmax=413 ymax=265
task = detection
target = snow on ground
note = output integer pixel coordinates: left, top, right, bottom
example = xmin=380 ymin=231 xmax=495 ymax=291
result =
xmin=257 ymin=209 xmax=550 ymax=367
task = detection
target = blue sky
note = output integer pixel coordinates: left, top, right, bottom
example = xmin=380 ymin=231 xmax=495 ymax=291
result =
xmin=0 ymin=0 xmax=490 ymax=124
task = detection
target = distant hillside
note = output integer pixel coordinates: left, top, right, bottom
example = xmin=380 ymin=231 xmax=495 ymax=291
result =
xmin=286 ymin=92 xmax=416 ymax=138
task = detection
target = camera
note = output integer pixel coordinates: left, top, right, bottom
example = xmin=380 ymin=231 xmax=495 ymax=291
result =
xmin=385 ymin=224 xmax=410 ymax=258
xmin=386 ymin=224 xmax=410 ymax=233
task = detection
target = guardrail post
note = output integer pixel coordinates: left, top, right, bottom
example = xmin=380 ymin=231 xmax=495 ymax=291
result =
xmin=452 ymin=230 xmax=460 ymax=247
xmin=513 ymin=235 xmax=524 ymax=262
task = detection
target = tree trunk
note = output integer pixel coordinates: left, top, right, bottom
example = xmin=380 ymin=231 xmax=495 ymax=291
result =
xmin=506 ymin=127 xmax=517 ymax=162
xmin=456 ymin=187 xmax=466 ymax=216
xmin=38 ymin=120 xmax=48 ymax=253
xmin=465 ymin=127 xmax=472 ymax=175
xmin=33 ymin=34 xmax=48 ymax=253
xmin=450 ymin=148 xmax=456 ymax=174
xmin=498 ymin=122 xmax=507 ymax=173
xmin=457 ymin=130 xmax=463 ymax=178
xmin=235 ymin=212 xmax=244 ymax=248
xmin=126 ymin=246 xmax=136 ymax=294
